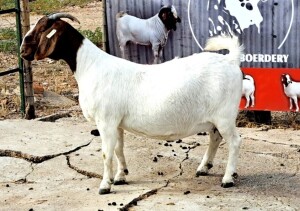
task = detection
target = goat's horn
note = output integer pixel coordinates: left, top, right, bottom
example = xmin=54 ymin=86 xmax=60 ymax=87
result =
xmin=48 ymin=13 xmax=80 ymax=24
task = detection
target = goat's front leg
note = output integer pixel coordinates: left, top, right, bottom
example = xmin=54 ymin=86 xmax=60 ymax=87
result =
xmin=98 ymin=127 xmax=118 ymax=194
xmin=196 ymin=127 xmax=222 ymax=176
xmin=152 ymin=45 xmax=161 ymax=64
xmin=289 ymin=98 xmax=294 ymax=110
xmin=113 ymin=128 xmax=129 ymax=185
xmin=292 ymin=96 xmax=299 ymax=112
xmin=220 ymin=127 xmax=242 ymax=188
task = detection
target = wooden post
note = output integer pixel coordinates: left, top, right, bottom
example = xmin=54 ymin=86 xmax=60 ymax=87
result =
xmin=101 ymin=0 xmax=109 ymax=53
xmin=20 ymin=0 xmax=35 ymax=119
xmin=254 ymin=111 xmax=272 ymax=125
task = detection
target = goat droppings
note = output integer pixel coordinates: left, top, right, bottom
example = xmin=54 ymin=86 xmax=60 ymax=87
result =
xmin=176 ymin=139 xmax=182 ymax=143
xmin=184 ymin=191 xmax=191 ymax=195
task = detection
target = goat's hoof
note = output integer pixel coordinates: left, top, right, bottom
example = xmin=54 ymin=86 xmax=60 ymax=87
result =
xmin=221 ymin=182 xmax=234 ymax=188
xmin=99 ymin=188 xmax=111 ymax=195
xmin=232 ymin=172 xmax=238 ymax=179
xmin=91 ymin=129 xmax=100 ymax=136
xmin=207 ymin=163 xmax=213 ymax=170
xmin=114 ymin=180 xmax=128 ymax=185
xmin=124 ymin=169 xmax=129 ymax=175
xmin=196 ymin=171 xmax=208 ymax=177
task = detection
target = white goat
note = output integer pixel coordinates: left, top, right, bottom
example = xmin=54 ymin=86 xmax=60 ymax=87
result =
xmin=282 ymin=74 xmax=300 ymax=112
xmin=242 ymin=74 xmax=255 ymax=108
xmin=116 ymin=5 xmax=181 ymax=64
xmin=21 ymin=13 xmax=243 ymax=194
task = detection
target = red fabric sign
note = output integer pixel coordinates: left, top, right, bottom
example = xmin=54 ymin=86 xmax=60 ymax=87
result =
xmin=240 ymin=68 xmax=300 ymax=111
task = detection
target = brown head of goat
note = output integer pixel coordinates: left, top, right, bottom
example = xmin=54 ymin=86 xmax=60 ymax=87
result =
xmin=21 ymin=13 xmax=83 ymax=72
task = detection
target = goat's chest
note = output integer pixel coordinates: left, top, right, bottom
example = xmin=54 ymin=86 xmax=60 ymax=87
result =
xmin=78 ymin=93 xmax=97 ymax=122
xmin=284 ymin=83 xmax=300 ymax=97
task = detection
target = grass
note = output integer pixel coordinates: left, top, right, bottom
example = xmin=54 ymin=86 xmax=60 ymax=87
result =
xmin=0 ymin=0 xmax=14 ymax=10
xmin=0 ymin=26 xmax=102 ymax=53
xmin=0 ymin=0 xmax=95 ymax=13
xmin=31 ymin=0 xmax=96 ymax=15
xmin=79 ymin=27 xmax=102 ymax=48
xmin=0 ymin=28 xmax=17 ymax=53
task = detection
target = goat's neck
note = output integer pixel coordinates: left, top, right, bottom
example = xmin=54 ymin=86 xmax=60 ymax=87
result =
xmin=74 ymin=38 xmax=107 ymax=81
xmin=49 ymin=26 xmax=84 ymax=73
xmin=153 ymin=14 xmax=169 ymax=44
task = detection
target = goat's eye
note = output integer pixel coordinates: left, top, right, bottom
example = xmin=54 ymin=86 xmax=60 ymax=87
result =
xmin=24 ymin=35 xmax=32 ymax=42
xmin=24 ymin=36 xmax=30 ymax=42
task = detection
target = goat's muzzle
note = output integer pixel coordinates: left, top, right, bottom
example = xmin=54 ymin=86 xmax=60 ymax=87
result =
xmin=176 ymin=17 xmax=181 ymax=23
xmin=20 ymin=43 xmax=36 ymax=61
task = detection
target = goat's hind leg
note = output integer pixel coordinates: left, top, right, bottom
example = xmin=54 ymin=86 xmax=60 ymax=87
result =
xmin=196 ymin=127 xmax=222 ymax=176
xmin=119 ymin=41 xmax=129 ymax=60
xmin=113 ymin=128 xmax=129 ymax=185
xmin=220 ymin=126 xmax=242 ymax=188
xmin=250 ymin=92 xmax=255 ymax=107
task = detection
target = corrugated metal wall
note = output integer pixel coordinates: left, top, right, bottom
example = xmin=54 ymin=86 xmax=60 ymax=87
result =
xmin=106 ymin=0 xmax=299 ymax=68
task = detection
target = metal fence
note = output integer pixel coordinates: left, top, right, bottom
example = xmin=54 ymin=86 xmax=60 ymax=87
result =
xmin=0 ymin=0 xmax=25 ymax=114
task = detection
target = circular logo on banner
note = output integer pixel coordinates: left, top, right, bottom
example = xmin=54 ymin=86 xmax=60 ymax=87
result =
xmin=188 ymin=0 xmax=294 ymax=50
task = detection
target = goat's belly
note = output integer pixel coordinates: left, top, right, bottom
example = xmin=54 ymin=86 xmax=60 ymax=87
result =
xmin=121 ymin=122 xmax=214 ymax=140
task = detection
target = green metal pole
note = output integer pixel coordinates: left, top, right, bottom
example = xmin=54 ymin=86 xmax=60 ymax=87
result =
xmin=15 ymin=0 xmax=25 ymax=115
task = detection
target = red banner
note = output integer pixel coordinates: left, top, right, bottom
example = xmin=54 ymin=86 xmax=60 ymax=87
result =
xmin=240 ymin=68 xmax=300 ymax=111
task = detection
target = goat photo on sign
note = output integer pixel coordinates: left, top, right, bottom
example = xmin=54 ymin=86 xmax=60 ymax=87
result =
xmin=21 ymin=12 xmax=244 ymax=194
xmin=116 ymin=5 xmax=181 ymax=64
xmin=282 ymin=74 xmax=300 ymax=112
xmin=242 ymin=74 xmax=255 ymax=108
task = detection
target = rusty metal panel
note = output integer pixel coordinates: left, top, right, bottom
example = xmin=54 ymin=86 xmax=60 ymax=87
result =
xmin=105 ymin=0 xmax=299 ymax=68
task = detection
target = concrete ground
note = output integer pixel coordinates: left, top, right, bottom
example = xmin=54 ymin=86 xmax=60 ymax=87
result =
xmin=0 ymin=116 xmax=299 ymax=211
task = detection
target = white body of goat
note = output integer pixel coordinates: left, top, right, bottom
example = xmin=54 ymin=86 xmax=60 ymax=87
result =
xmin=282 ymin=74 xmax=300 ymax=112
xmin=242 ymin=74 xmax=255 ymax=108
xmin=20 ymin=14 xmax=243 ymax=194
xmin=76 ymin=37 xmax=243 ymax=193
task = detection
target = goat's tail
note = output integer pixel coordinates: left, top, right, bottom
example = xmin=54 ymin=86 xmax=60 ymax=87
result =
xmin=116 ymin=11 xmax=127 ymax=19
xmin=204 ymin=35 xmax=244 ymax=66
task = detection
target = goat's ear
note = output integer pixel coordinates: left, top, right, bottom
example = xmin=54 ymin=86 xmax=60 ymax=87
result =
xmin=34 ymin=27 xmax=59 ymax=60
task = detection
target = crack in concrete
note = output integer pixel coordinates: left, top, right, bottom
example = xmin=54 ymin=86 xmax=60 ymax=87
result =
xmin=0 ymin=140 xmax=93 ymax=163
xmin=119 ymin=180 xmax=170 ymax=211
xmin=119 ymin=141 xmax=201 ymax=210
xmin=65 ymin=155 xmax=102 ymax=179
xmin=179 ymin=143 xmax=200 ymax=173
xmin=0 ymin=140 xmax=95 ymax=185
xmin=245 ymin=137 xmax=299 ymax=148
xmin=245 ymin=150 xmax=297 ymax=159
